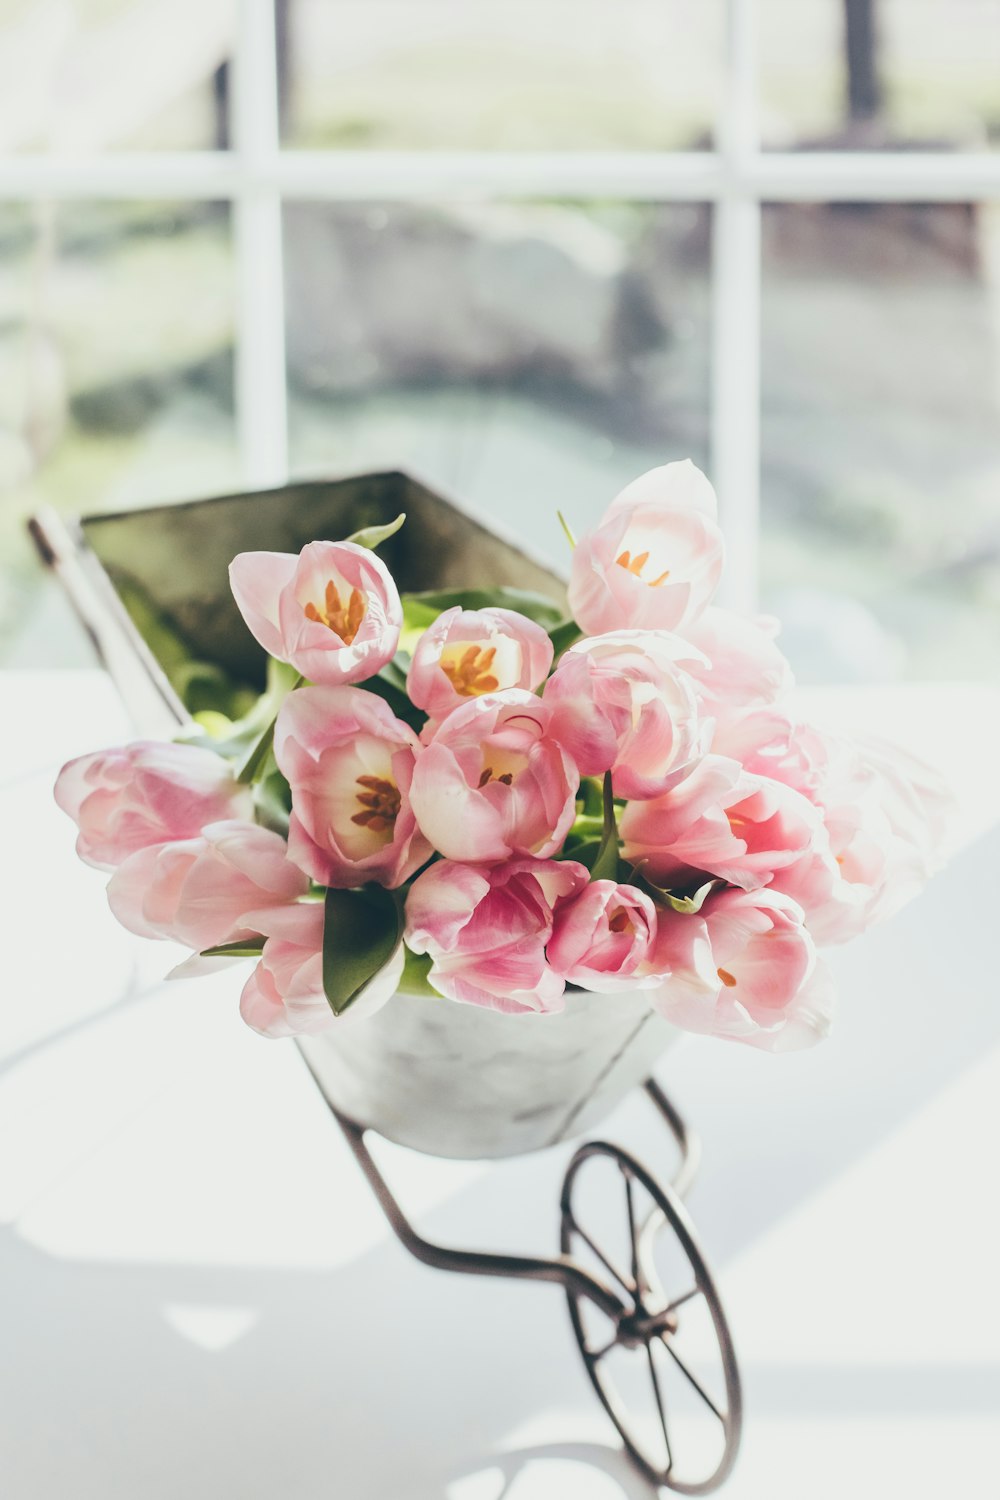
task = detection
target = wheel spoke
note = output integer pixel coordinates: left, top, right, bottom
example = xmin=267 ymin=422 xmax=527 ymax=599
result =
xmin=661 ymin=1339 xmax=726 ymax=1424
xmin=646 ymin=1341 xmax=674 ymax=1473
xmin=567 ymin=1215 xmax=635 ymax=1297
xmin=586 ymin=1332 xmax=621 ymax=1363
xmin=665 ymin=1285 xmax=701 ymax=1315
xmin=624 ymin=1171 xmax=641 ymax=1290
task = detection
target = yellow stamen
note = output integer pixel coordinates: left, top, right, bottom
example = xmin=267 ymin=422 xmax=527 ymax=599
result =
xmin=615 ymin=548 xmax=670 ymax=588
xmin=608 ymin=906 xmax=634 ymax=935
xmin=478 ymin=766 xmax=514 ymax=788
xmin=304 ymin=579 xmax=367 ymax=644
xmin=350 ymin=774 xmax=400 ymax=835
xmin=441 ymin=643 xmax=501 ymax=697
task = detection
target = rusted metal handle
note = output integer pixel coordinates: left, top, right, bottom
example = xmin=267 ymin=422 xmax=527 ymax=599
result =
xmin=303 ymin=1036 xmax=699 ymax=1327
xmin=331 ymin=1104 xmax=632 ymax=1324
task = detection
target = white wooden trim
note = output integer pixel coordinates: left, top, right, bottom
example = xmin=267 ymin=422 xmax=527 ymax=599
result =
xmin=6 ymin=0 xmax=999 ymax=602
xmin=232 ymin=0 xmax=287 ymax=487
xmin=712 ymin=0 xmax=760 ymax=611
xmin=2 ymin=150 xmax=999 ymax=203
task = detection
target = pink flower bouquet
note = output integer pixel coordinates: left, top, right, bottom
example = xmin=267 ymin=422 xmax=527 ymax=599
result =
xmin=56 ymin=462 xmax=950 ymax=1053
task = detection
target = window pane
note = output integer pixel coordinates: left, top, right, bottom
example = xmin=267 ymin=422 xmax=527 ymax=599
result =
xmin=0 ymin=1 xmax=236 ymax=151
xmin=1 ymin=201 xmax=237 ymax=666
xmin=761 ymin=201 xmax=1000 ymax=681
xmin=759 ymin=0 xmax=1000 ymax=150
xmin=284 ymin=201 xmax=711 ymax=556
xmin=281 ymin=1 xmax=722 ymax=150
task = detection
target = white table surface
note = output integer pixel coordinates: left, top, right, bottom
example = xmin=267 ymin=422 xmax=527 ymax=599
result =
xmin=3 ymin=669 xmax=1000 ymax=1500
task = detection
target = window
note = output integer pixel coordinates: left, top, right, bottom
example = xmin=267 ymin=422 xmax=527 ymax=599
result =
xmin=3 ymin=0 xmax=998 ymax=680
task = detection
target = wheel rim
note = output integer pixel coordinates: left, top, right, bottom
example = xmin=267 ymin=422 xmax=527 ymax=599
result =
xmin=560 ymin=1141 xmax=742 ymax=1496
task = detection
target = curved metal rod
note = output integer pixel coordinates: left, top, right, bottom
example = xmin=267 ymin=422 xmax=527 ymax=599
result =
xmin=635 ymin=1077 xmax=703 ymax=1272
xmin=643 ymin=1077 xmax=702 ymax=1199
xmin=312 ymin=1056 xmax=701 ymax=1329
xmin=330 ymin=1104 xmax=631 ymax=1325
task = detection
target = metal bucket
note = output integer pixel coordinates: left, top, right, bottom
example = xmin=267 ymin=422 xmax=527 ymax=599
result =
xmin=32 ymin=469 xmax=678 ymax=1159
xmin=299 ymin=987 xmax=676 ymax=1158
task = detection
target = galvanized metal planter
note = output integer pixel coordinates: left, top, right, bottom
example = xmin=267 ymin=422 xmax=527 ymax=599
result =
xmin=32 ymin=470 xmax=742 ymax=1493
xmin=300 ymin=984 xmax=678 ymax=1159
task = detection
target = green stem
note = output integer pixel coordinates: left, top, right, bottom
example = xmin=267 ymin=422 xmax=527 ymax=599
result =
xmin=603 ymin=769 xmax=616 ymax=843
xmin=556 ymin=510 xmax=577 ymax=549
xmin=589 ymin=772 xmax=621 ymax=883
xmin=236 ymin=672 xmax=304 ymax=785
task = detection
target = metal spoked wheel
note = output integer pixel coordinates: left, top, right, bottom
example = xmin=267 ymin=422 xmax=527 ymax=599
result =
xmin=560 ymin=1142 xmax=742 ymax=1496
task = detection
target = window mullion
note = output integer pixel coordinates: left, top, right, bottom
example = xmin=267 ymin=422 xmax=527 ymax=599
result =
xmin=712 ymin=0 xmax=761 ymax=614
xmin=233 ymin=0 xmax=288 ymax=489
xmin=3 ymin=152 xmax=1000 ymax=204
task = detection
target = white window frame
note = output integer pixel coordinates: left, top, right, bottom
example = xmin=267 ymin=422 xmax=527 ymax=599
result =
xmin=2 ymin=0 xmax=999 ymax=611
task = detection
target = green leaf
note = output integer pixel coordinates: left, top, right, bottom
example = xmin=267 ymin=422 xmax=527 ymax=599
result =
xmin=577 ymin=777 xmax=605 ymax=818
xmin=192 ymin=709 xmax=238 ymax=741
xmin=179 ymin=675 xmax=279 ymax=759
xmin=344 ymin=512 xmax=406 ymax=550
xmin=362 ymin=667 xmax=426 ymax=733
xmin=589 ymin=772 xmax=621 ymax=883
xmin=236 ymin=715 xmax=277 ymax=785
xmin=200 ymin=938 xmax=266 ymax=959
xmin=401 ymin=587 xmax=566 ymax=629
xmin=633 ymin=866 xmax=721 ymax=914
xmin=399 ymin=946 xmax=439 ymax=999
xmin=323 ymin=885 xmax=402 ymax=1016
xmin=235 ymin=671 xmax=305 ymax=784
xmin=172 ymin=659 xmax=258 ymax=718
xmin=379 ymin=652 xmax=411 ymax=695
xmin=568 ymin=814 xmax=604 ymax=840
xmin=590 ymin=836 xmax=621 ymax=883
xmin=399 ymin=597 xmax=441 ymax=654
xmin=558 ymin=836 xmax=601 ymax=870
xmin=548 ymin=617 xmax=583 ymax=664
xmin=253 ymin=766 xmax=292 ymax=837
xmin=267 ymin=656 xmax=304 ymax=696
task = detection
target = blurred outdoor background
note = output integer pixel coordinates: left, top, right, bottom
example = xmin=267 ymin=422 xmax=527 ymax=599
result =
xmin=2 ymin=0 xmax=999 ymax=683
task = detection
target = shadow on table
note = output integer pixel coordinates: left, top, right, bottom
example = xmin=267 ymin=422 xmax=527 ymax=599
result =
xmin=663 ymin=820 xmax=1000 ymax=1263
xmin=3 ymin=818 xmax=998 ymax=1499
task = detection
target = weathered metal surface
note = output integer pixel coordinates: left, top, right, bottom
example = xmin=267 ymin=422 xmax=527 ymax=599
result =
xmin=299 ymin=986 xmax=677 ymax=1159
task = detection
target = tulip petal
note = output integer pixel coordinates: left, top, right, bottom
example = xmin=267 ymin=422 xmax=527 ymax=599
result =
xmin=229 ymin=550 xmax=297 ymax=659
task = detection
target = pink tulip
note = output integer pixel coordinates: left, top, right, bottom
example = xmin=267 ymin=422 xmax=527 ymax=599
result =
xmin=785 ymin=746 xmax=950 ymax=943
xmin=404 ymin=856 xmax=588 ymax=1012
xmin=620 ymin=754 xmax=823 ymax=891
xmin=409 ymin=690 xmax=579 ymax=863
xmin=603 ymin=459 xmax=719 ymax=520
xmin=710 ymin=707 xmax=822 ymax=792
xmin=681 ymin=608 xmax=794 ymax=728
xmin=647 ymin=887 xmax=834 ymax=1051
xmin=714 ymin=710 xmax=952 ymax=943
xmin=54 ymin=740 xmax=252 ymax=870
xmin=274 ymin=684 xmax=431 ymax=889
xmin=548 ymin=880 xmax=663 ymax=991
xmin=568 ymin=461 xmax=724 ymax=636
xmin=106 ymin=820 xmax=309 ymax=950
xmin=239 ymin=903 xmax=404 ymax=1038
xmin=229 ymin=540 xmax=402 ymax=685
xmin=543 ymin=629 xmax=706 ymax=801
xmin=407 ymin=606 xmax=553 ymax=722
xmin=850 ymin=733 xmax=954 ymax=896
